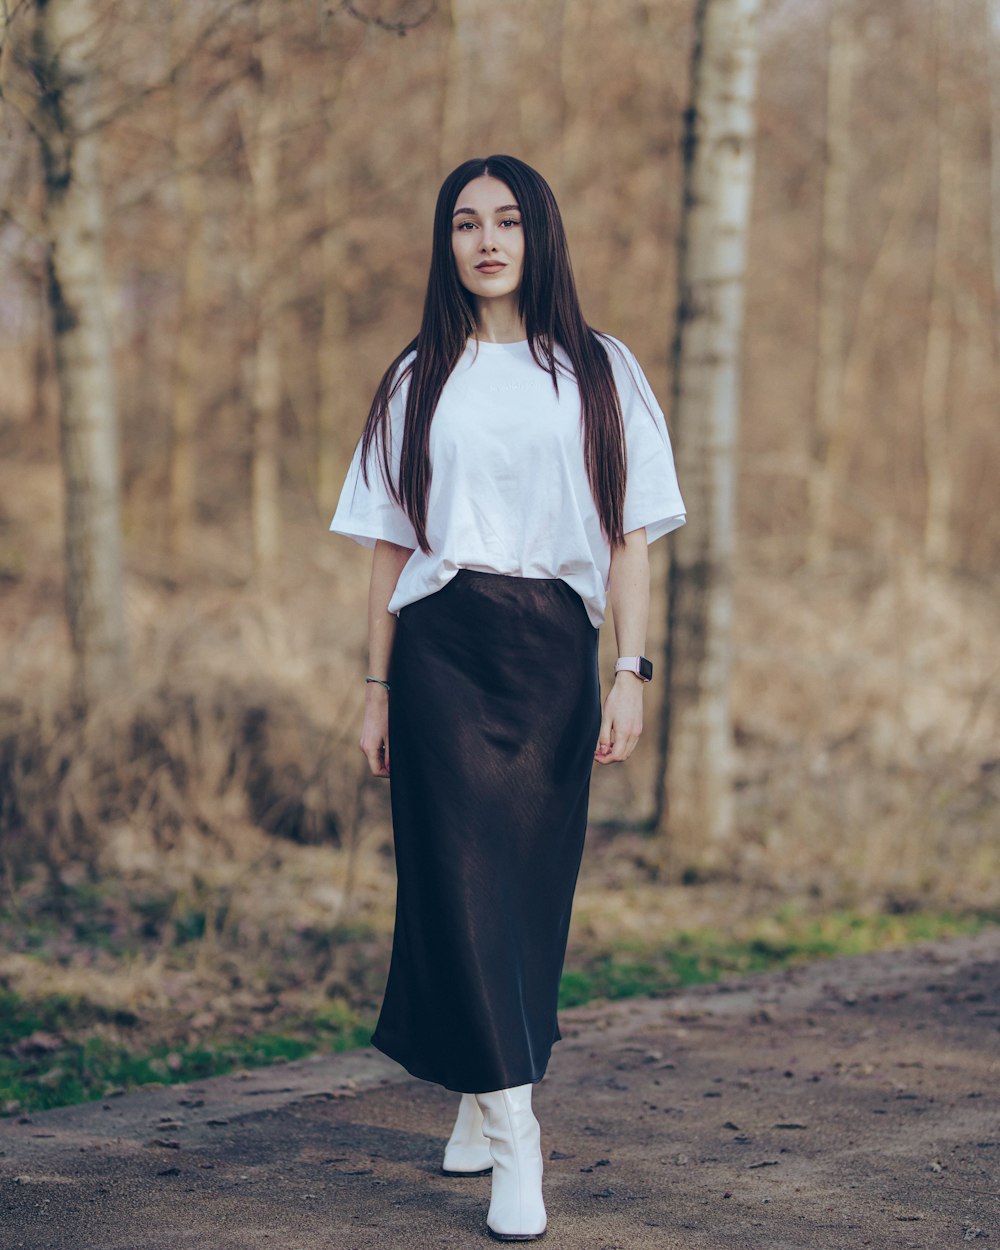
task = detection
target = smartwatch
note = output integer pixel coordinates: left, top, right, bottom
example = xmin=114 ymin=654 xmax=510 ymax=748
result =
xmin=615 ymin=655 xmax=653 ymax=683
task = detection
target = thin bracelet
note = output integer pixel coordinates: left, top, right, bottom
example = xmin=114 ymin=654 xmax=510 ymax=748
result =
xmin=365 ymin=676 xmax=390 ymax=692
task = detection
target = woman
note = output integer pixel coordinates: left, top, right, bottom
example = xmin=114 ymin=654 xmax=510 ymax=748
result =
xmin=329 ymin=154 xmax=685 ymax=1241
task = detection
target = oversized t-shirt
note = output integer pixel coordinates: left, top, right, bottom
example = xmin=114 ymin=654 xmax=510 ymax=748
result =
xmin=329 ymin=335 xmax=686 ymax=629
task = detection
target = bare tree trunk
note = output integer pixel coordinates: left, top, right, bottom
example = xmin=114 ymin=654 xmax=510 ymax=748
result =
xmin=439 ymin=0 xmax=562 ymax=172
xmin=923 ymin=0 xmax=959 ymax=568
xmin=657 ymin=0 xmax=762 ymax=871
xmin=241 ymin=6 xmax=283 ymax=581
xmin=986 ymin=0 xmax=1000 ymax=370
xmin=32 ymin=284 xmax=53 ymax=430
xmin=32 ymin=0 xmax=129 ymax=704
xmin=808 ymin=0 xmax=855 ymax=564
xmin=558 ymin=0 xmax=590 ymax=193
xmin=515 ymin=0 xmax=565 ymax=169
xmin=317 ymin=44 xmax=349 ymax=516
xmin=439 ymin=0 xmax=523 ymax=168
xmin=167 ymin=0 xmax=207 ymax=561
xmin=824 ymin=146 xmax=925 ymax=527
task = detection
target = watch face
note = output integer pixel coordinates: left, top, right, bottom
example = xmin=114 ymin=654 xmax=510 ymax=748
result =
xmin=638 ymin=656 xmax=654 ymax=682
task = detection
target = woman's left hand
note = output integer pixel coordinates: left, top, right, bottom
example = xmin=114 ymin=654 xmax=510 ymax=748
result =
xmin=594 ymin=673 xmax=644 ymax=764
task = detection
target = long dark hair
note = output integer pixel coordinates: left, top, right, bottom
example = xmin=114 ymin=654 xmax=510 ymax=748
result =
xmin=360 ymin=154 xmax=628 ymax=552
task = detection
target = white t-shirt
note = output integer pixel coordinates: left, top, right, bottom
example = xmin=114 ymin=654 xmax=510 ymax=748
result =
xmin=329 ymin=335 xmax=686 ymax=628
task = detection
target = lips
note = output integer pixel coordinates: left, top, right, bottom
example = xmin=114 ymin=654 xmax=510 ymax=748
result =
xmin=475 ymin=262 xmax=506 ymax=272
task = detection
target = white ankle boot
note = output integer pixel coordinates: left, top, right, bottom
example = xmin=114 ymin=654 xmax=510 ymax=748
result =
xmin=474 ymin=1084 xmax=546 ymax=1241
xmin=441 ymin=1092 xmax=494 ymax=1175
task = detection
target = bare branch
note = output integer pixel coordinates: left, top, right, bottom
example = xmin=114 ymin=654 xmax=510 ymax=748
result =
xmin=0 ymin=75 xmax=42 ymax=137
xmin=78 ymin=0 xmax=252 ymax=136
xmin=0 ymin=0 xmax=40 ymax=134
xmin=0 ymin=0 xmax=31 ymax=49
xmin=0 ymin=201 xmax=45 ymax=241
xmin=337 ymin=0 xmax=436 ymax=37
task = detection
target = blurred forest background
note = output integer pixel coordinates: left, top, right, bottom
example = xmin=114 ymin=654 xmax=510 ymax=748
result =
xmin=0 ymin=0 xmax=998 ymax=1109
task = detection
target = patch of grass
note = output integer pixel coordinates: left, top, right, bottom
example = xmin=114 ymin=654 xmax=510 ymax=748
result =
xmin=558 ymin=907 xmax=997 ymax=1009
xmin=2 ymin=908 xmax=995 ymax=1114
xmin=0 ymin=990 xmax=139 ymax=1044
xmin=0 ymin=992 xmax=374 ymax=1115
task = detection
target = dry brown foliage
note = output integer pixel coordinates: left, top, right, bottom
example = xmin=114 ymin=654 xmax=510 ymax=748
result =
xmin=0 ymin=0 xmax=997 ymax=998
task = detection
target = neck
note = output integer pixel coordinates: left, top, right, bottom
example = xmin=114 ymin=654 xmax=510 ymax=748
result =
xmin=472 ymin=294 xmax=526 ymax=344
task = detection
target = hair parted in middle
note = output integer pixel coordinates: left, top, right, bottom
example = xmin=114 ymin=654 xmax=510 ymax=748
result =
xmin=359 ymin=153 xmax=633 ymax=553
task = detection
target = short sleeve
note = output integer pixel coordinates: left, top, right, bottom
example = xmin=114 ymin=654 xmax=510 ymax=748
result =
xmin=328 ymin=360 xmax=418 ymax=550
xmin=607 ymin=339 xmax=686 ymax=543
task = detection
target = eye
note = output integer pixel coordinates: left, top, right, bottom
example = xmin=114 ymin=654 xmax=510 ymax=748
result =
xmin=455 ymin=220 xmax=477 ymax=231
xmin=500 ymin=217 xmax=521 ymax=228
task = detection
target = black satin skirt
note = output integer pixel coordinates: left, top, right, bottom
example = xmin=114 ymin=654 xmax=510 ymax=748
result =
xmin=373 ymin=568 xmax=601 ymax=1093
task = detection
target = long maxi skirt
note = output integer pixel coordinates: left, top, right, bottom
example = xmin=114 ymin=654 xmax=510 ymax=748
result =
xmin=373 ymin=568 xmax=602 ymax=1094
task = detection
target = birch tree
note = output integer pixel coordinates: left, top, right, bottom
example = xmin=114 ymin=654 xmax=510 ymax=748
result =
xmin=657 ymin=0 xmax=762 ymax=870
xmin=20 ymin=0 xmax=129 ymax=704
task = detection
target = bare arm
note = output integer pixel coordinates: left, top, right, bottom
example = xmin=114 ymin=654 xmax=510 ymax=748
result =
xmin=595 ymin=527 xmax=650 ymax=765
xmin=360 ymin=538 xmax=414 ymax=777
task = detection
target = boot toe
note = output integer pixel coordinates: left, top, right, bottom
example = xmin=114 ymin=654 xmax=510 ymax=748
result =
xmin=486 ymin=1220 xmax=547 ymax=1241
xmin=441 ymin=1144 xmax=494 ymax=1175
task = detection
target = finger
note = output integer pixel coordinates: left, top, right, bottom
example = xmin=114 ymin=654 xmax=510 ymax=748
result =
xmin=622 ymin=728 xmax=643 ymax=759
xmin=612 ymin=729 xmax=633 ymax=759
xmin=608 ymin=727 xmax=636 ymax=762
xmin=382 ymin=735 xmax=390 ymax=775
xmin=594 ymin=736 xmax=615 ymax=764
xmin=596 ymin=709 xmax=613 ymax=754
xmin=617 ymin=734 xmax=637 ymax=761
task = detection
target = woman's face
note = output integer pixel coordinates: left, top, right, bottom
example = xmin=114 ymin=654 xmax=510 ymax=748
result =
xmin=450 ymin=175 xmax=524 ymax=303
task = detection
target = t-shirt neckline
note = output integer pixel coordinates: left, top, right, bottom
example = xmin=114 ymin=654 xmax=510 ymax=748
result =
xmin=467 ymin=336 xmax=531 ymax=351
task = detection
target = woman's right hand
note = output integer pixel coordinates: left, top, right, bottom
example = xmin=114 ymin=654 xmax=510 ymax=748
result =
xmin=360 ymin=686 xmax=391 ymax=778
xmin=361 ymin=539 xmax=412 ymax=780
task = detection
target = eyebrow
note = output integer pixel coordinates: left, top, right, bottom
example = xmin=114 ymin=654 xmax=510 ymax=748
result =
xmin=452 ymin=203 xmax=520 ymax=217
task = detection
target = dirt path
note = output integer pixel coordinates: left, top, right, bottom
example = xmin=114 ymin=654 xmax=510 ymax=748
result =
xmin=2 ymin=928 xmax=998 ymax=1249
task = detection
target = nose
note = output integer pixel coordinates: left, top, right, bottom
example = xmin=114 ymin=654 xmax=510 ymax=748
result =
xmin=479 ymin=224 xmax=499 ymax=252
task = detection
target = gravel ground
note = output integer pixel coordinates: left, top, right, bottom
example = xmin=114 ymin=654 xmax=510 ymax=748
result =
xmin=2 ymin=927 xmax=998 ymax=1249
